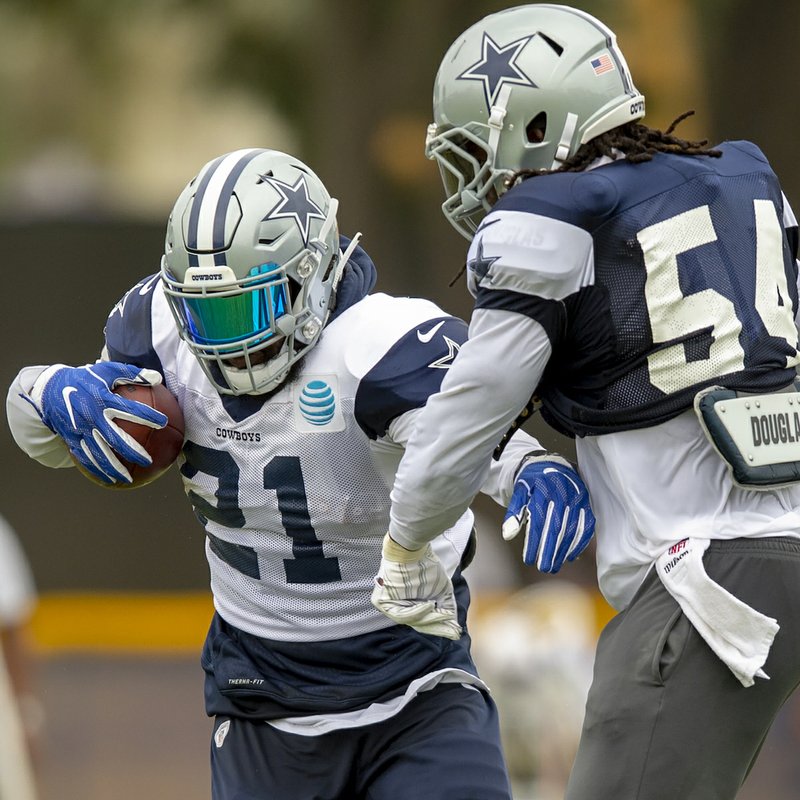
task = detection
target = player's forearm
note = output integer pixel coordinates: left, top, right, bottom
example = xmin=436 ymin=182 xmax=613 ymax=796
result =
xmin=6 ymin=366 xmax=72 ymax=467
xmin=389 ymin=396 xmax=531 ymax=548
xmin=389 ymin=408 xmax=544 ymax=509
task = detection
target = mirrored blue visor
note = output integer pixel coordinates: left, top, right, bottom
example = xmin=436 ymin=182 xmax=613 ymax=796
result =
xmin=180 ymin=264 xmax=289 ymax=347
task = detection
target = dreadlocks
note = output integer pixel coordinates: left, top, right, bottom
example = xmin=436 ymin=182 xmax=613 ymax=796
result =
xmin=508 ymin=111 xmax=721 ymax=187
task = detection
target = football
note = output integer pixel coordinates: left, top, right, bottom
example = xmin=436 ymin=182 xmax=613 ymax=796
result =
xmin=73 ymin=382 xmax=185 ymax=489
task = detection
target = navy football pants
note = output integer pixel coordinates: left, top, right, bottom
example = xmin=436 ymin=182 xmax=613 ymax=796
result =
xmin=210 ymin=683 xmax=512 ymax=799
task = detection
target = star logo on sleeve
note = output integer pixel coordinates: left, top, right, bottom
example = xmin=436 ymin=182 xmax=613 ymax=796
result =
xmin=458 ymin=32 xmax=537 ymax=109
xmin=428 ymin=336 xmax=461 ymax=370
xmin=467 ymin=236 xmax=501 ymax=282
xmin=259 ymin=174 xmax=326 ymax=245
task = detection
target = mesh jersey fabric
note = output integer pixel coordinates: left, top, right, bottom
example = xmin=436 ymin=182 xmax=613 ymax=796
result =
xmin=106 ymin=283 xmax=475 ymax=642
xmin=473 ymin=140 xmax=800 ymax=436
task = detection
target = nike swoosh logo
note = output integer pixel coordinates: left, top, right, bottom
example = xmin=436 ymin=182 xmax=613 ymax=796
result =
xmin=543 ymin=466 xmax=581 ymax=493
xmin=62 ymin=386 xmax=79 ymax=429
xmin=417 ymin=320 xmax=445 ymax=343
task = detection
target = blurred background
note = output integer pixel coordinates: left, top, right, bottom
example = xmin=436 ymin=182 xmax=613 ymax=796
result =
xmin=2 ymin=0 xmax=800 ymax=797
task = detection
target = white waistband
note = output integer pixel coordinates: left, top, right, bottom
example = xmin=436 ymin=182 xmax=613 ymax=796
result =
xmin=266 ymin=668 xmax=486 ymax=736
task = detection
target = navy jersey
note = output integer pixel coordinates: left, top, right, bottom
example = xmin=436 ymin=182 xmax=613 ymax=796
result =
xmin=478 ymin=140 xmax=800 ymax=436
xmin=389 ymin=144 xmax=800 ymax=610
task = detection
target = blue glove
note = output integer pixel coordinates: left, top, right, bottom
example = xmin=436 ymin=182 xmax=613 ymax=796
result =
xmin=34 ymin=362 xmax=167 ymax=485
xmin=502 ymin=454 xmax=595 ymax=573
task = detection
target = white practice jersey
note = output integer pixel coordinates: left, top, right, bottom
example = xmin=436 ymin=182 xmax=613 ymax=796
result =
xmin=391 ymin=142 xmax=800 ymax=610
xmin=7 ymin=281 xmax=536 ymax=641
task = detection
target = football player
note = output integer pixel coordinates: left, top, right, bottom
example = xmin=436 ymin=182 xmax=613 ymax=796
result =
xmin=5 ymin=147 xmax=594 ymax=799
xmin=0 ymin=513 xmax=39 ymax=799
xmin=376 ymin=5 xmax=800 ymax=799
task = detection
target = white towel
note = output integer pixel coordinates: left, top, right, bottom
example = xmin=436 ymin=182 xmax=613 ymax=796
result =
xmin=655 ymin=538 xmax=779 ymax=688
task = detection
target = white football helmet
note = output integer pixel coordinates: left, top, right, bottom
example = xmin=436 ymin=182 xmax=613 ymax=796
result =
xmin=161 ymin=148 xmax=356 ymax=395
xmin=426 ymin=4 xmax=646 ymax=239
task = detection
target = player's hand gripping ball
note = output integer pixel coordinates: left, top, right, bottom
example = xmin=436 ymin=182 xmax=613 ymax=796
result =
xmin=72 ymin=382 xmax=185 ymax=489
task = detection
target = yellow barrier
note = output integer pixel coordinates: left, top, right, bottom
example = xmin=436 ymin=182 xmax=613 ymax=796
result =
xmin=29 ymin=592 xmax=214 ymax=653
xmin=27 ymin=588 xmax=616 ymax=653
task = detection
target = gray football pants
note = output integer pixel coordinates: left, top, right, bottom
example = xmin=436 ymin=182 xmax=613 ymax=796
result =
xmin=565 ymin=537 xmax=800 ymax=800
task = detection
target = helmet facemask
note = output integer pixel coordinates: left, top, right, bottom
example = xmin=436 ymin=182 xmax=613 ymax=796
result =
xmin=161 ymin=148 xmax=349 ymax=395
xmin=425 ymin=122 xmax=512 ymax=239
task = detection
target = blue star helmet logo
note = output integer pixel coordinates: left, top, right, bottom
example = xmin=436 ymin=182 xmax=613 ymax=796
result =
xmin=259 ymin=173 xmax=326 ymax=245
xmin=458 ymin=32 xmax=537 ymax=110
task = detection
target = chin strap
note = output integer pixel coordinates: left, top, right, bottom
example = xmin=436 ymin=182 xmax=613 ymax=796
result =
xmin=460 ymin=83 xmax=513 ymax=213
xmin=552 ymin=112 xmax=579 ymax=168
xmin=332 ymin=232 xmax=363 ymax=293
xmin=486 ymin=84 xmax=511 ymax=159
xmin=306 ymin=196 xmax=342 ymax=285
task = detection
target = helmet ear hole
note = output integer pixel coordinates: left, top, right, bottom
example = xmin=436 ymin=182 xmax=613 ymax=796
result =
xmin=526 ymin=112 xmax=547 ymax=144
xmin=322 ymin=251 xmax=339 ymax=283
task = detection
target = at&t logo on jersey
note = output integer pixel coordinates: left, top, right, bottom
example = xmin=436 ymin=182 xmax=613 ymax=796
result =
xmin=300 ymin=381 xmax=335 ymax=425
xmin=293 ymin=376 xmax=345 ymax=432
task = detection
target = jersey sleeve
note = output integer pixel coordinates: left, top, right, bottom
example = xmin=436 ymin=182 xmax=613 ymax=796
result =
xmin=387 ymin=405 xmax=545 ymax=507
xmin=6 ymin=366 xmax=72 ymax=468
xmin=389 ymin=308 xmax=553 ymax=549
xmin=103 ymin=273 xmax=165 ymax=373
xmin=7 ymin=274 xmax=165 ymax=470
xmin=354 ymin=316 xmax=468 ymax=440
xmin=466 ymin=204 xmax=595 ymax=346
